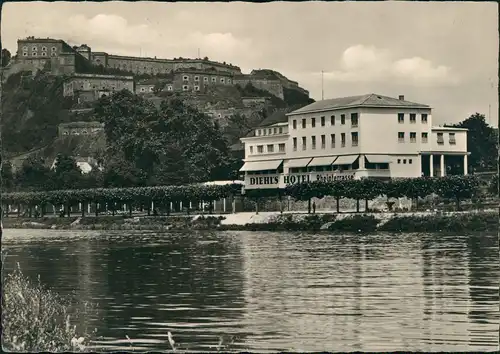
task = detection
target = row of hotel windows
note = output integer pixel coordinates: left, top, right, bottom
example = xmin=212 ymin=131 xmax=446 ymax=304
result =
xmin=22 ymin=46 xmax=57 ymax=52
xmin=256 ymin=126 xmax=285 ymax=136
xmin=291 ymin=112 xmax=429 ymax=130
xmin=249 ymin=143 xmax=286 ymax=154
xmin=292 ymin=113 xmax=359 ymax=129
xmin=397 ymin=132 xmax=456 ymax=144
xmin=182 ymin=76 xmax=231 ymax=84
xmin=23 ymin=52 xmax=57 ymax=57
xmin=398 ymin=113 xmax=428 ymax=124
xmin=245 ymin=160 xmax=389 ymax=175
xmin=291 ymin=133 xmax=359 ymax=150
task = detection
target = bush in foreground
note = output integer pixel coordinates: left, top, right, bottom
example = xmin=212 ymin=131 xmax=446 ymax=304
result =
xmin=2 ymin=265 xmax=95 ymax=352
xmin=327 ymin=215 xmax=379 ymax=233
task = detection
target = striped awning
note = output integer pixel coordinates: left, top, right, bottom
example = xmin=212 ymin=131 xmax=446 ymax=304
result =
xmin=239 ymin=160 xmax=283 ymax=172
xmin=286 ymin=158 xmax=313 ymax=168
xmin=308 ymin=156 xmax=338 ymax=167
xmin=365 ymin=155 xmax=391 ymax=164
xmin=333 ymin=155 xmax=359 ymax=165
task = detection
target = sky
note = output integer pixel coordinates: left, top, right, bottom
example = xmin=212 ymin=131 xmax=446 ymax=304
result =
xmin=2 ymin=1 xmax=498 ymax=126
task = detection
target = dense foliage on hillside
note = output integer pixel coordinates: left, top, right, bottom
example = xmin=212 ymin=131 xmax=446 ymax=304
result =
xmin=2 ymin=72 xmax=76 ymax=154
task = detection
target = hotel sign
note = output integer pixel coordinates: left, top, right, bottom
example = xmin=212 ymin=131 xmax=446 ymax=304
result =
xmin=248 ymin=172 xmax=356 ymax=186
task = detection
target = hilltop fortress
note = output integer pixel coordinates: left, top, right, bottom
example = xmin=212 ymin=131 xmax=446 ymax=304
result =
xmin=9 ymin=36 xmax=310 ymax=102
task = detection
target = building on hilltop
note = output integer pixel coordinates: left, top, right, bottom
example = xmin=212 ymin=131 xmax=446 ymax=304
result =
xmin=239 ymin=93 xmax=469 ymax=190
xmin=172 ymin=68 xmax=234 ymax=93
xmin=63 ymin=73 xmax=134 ymax=102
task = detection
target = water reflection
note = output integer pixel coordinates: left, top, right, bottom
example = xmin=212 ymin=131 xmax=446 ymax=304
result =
xmin=2 ymin=229 xmax=499 ymax=352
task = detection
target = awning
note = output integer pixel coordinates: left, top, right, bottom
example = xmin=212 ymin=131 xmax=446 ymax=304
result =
xmin=308 ymin=156 xmax=337 ymax=167
xmin=239 ymin=160 xmax=283 ymax=172
xmin=286 ymin=158 xmax=313 ymax=168
xmin=333 ymin=155 xmax=359 ymax=165
xmin=365 ymin=155 xmax=391 ymax=164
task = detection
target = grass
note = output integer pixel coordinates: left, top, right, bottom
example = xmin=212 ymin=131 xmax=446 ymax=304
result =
xmin=1 ymin=259 xmax=96 ymax=352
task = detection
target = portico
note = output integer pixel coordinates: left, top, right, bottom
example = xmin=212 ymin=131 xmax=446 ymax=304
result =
xmin=421 ymin=152 xmax=469 ymax=177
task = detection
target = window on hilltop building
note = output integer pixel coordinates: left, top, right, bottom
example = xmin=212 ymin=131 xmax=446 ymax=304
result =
xmin=32 ymin=52 xmax=37 ymax=56
xmin=41 ymin=46 xmax=47 ymax=51
xmin=194 ymin=86 xmax=200 ymax=91
xmin=321 ymin=135 xmax=326 ymax=149
xmin=273 ymin=128 xmax=277 ymax=134
xmin=311 ymin=136 xmax=316 ymax=149
xmin=410 ymin=113 xmax=416 ymax=123
xmin=23 ymin=46 xmax=28 ymax=51
xmin=398 ymin=132 xmax=405 ymax=143
xmin=32 ymin=46 xmax=37 ymax=51
xmin=293 ymin=137 xmax=297 ymax=151
xmin=410 ymin=132 xmax=416 ymax=142
xmin=351 ymin=132 xmax=358 ymax=146
xmin=23 ymin=52 xmax=28 ymax=56
xmin=183 ymin=76 xmax=189 ymax=81
xmin=341 ymin=133 xmax=346 ymax=147
xmin=398 ymin=113 xmax=404 ymax=123
xmin=204 ymin=77 xmax=208 ymax=82
xmin=211 ymin=77 xmax=217 ymax=82
xmin=41 ymin=52 xmax=46 ymax=57
xmin=51 ymin=47 xmax=56 ymax=51
xmin=220 ymin=78 xmax=225 ymax=83
xmin=421 ymin=114 xmax=428 ymax=123
xmin=302 ymin=119 xmax=306 ymax=129
xmin=422 ymin=132 xmax=428 ymax=143
xmin=227 ymin=79 xmax=232 ymax=84
xmin=194 ymin=76 xmax=199 ymax=81
xmin=182 ymin=85 xmax=189 ymax=91
xmin=51 ymin=52 xmax=56 ymax=57
xmin=278 ymin=127 xmax=283 ymax=134
xmin=341 ymin=114 xmax=345 ymax=125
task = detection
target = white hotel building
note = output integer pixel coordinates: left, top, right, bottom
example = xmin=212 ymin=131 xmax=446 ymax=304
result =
xmin=239 ymin=93 xmax=469 ymax=190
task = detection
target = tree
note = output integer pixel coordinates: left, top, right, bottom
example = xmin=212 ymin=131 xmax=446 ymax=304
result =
xmin=434 ymin=175 xmax=480 ymax=210
xmin=1 ymin=48 xmax=11 ymax=67
xmin=52 ymin=154 xmax=83 ymax=190
xmin=357 ymin=178 xmax=384 ymax=212
xmin=452 ymin=113 xmax=498 ymax=172
xmin=15 ymin=156 xmax=52 ymax=191
xmin=1 ymin=160 xmax=15 ymax=192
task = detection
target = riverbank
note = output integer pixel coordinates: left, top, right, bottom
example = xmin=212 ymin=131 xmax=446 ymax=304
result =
xmin=2 ymin=209 xmax=498 ymax=234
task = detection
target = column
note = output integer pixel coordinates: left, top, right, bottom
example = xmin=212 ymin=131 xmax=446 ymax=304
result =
xmin=429 ymin=155 xmax=434 ymax=177
xmin=180 ymin=201 xmax=183 ymax=210
xmin=87 ymin=203 xmax=91 ymax=214
xmin=359 ymin=155 xmax=365 ymax=170
xmin=463 ymin=154 xmax=468 ymax=175
xmin=223 ymin=198 xmax=227 ymax=213
xmin=440 ymin=155 xmax=445 ymax=177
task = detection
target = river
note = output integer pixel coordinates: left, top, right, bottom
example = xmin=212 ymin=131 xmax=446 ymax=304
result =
xmin=2 ymin=229 xmax=499 ymax=352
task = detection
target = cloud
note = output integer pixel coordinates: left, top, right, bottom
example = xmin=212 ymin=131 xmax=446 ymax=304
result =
xmin=323 ymin=45 xmax=458 ymax=86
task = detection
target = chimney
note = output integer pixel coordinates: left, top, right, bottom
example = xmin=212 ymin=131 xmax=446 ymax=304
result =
xmin=398 ymin=95 xmax=405 ymax=101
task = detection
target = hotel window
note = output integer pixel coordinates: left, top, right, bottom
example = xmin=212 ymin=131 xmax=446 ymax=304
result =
xmin=410 ymin=113 xmax=416 ymax=123
xmin=268 ymin=128 xmax=272 ymax=134
xmin=257 ymin=129 xmax=261 ymax=136
xmin=398 ymin=132 xmax=405 ymax=143
xmin=51 ymin=47 xmax=56 ymax=51
xmin=397 ymin=159 xmax=401 ymax=164
xmin=267 ymin=144 xmax=274 ymax=153
xmin=302 ymin=119 xmax=306 ymax=129
xmin=273 ymin=128 xmax=277 ymax=134
xmin=410 ymin=132 xmax=417 ymax=143
xmin=250 ymin=146 xmax=253 ymax=154
xmin=194 ymin=76 xmax=200 ymax=81
xmin=398 ymin=113 xmax=404 ymax=123
xmin=311 ymin=118 xmax=316 ymax=128
xmin=341 ymin=133 xmax=346 ymax=147
xmin=331 ymin=115 xmax=335 ymax=125
xmin=278 ymin=127 xmax=283 ymax=134
xmin=409 ymin=159 xmax=413 ymax=164
xmin=293 ymin=137 xmax=298 ymax=151
xmin=321 ymin=116 xmax=325 ymax=126
xmin=311 ymin=136 xmax=316 ymax=149
xmin=422 ymin=132 xmax=428 ymax=143
xmin=194 ymin=86 xmax=200 ymax=91
xmin=321 ymin=135 xmax=326 ymax=149
xmin=351 ymin=132 xmax=358 ymax=146
xmin=449 ymin=133 xmax=456 ymax=144
xmin=351 ymin=113 xmax=359 ymax=127
xmin=302 ymin=137 xmax=307 ymax=150
xmin=279 ymin=143 xmax=285 ymax=152
xmin=403 ymin=159 xmax=407 ymax=164
xmin=341 ymin=114 xmax=345 ymax=125
xmin=262 ymin=129 xmax=266 ymax=136
xmin=293 ymin=120 xmax=297 ymax=129
xmin=437 ymin=133 xmax=444 ymax=145
xmin=183 ymin=76 xmax=189 ymax=81
xmin=203 ymin=77 xmax=208 ymax=82
xmin=41 ymin=46 xmax=47 ymax=51
xmin=257 ymin=145 xmax=263 ymax=153
xmin=182 ymin=85 xmax=189 ymax=91
xmin=331 ymin=134 xmax=335 ymax=148
xmin=421 ymin=114 xmax=428 ymax=123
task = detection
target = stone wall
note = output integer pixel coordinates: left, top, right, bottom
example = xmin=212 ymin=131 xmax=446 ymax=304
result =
xmin=58 ymin=121 xmax=104 ymax=137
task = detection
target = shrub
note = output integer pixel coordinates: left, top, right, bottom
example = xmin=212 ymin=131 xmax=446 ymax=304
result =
xmin=328 ymin=214 xmax=378 ymax=233
xmin=2 ymin=264 xmax=96 ymax=352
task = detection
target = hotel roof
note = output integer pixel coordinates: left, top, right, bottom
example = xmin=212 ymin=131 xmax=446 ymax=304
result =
xmin=287 ymin=93 xmax=430 ymax=116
